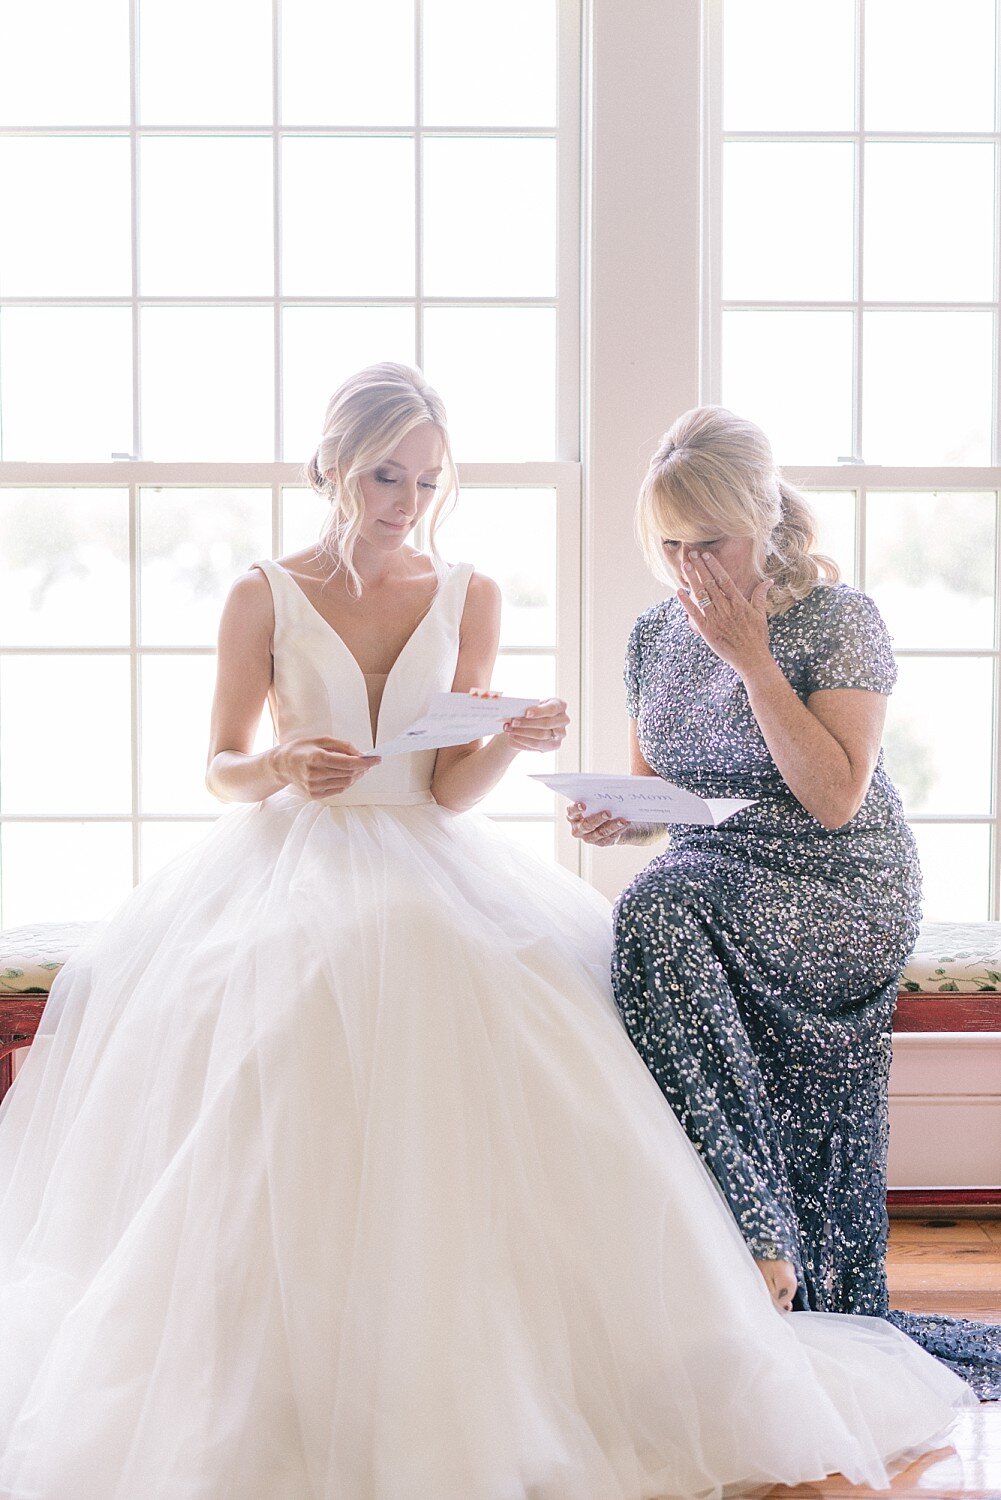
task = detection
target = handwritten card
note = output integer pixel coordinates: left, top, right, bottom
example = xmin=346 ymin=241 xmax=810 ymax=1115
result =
xmin=530 ymin=772 xmax=754 ymax=827
xmin=378 ymin=692 xmax=541 ymax=757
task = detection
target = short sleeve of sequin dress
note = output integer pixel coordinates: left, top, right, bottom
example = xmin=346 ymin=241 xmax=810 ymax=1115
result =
xmin=801 ymin=588 xmax=898 ymax=697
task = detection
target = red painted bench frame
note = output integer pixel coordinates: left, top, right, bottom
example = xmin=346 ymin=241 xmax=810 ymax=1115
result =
xmin=0 ymin=998 xmax=46 ymax=1104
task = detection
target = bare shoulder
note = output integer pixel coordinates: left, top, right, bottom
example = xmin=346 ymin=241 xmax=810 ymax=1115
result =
xmin=462 ymin=569 xmax=502 ymax=617
xmin=456 ymin=570 xmax=501 ymax=657
xmin=218 ymin=565 xmax=275 ymax=639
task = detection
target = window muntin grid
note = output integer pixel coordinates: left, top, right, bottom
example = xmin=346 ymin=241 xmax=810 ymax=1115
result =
xmin=709 ymin=0 xmax=1001 ymax=468
xmin=707 ymin=4 xmax=1001 ymax=921
xmin=0 ymin=2 xmax=582 ymax=922
xmin=0 ymin=0 xmax=579 ymax=465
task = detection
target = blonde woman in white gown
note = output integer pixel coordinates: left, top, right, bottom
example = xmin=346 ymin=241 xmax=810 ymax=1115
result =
xmin=0 ymin=365 xmax=974 ymax=1499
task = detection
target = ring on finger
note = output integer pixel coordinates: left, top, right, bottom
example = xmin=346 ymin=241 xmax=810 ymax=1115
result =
xmin=697 ymin=594 xmax=712 ymax=609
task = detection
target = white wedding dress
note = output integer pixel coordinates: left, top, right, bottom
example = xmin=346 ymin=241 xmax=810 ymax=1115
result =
xmin=0 ymin=558 xmax=974 ymax=1500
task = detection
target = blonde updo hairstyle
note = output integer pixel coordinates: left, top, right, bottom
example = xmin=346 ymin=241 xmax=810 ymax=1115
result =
xmin=304 ymin=362 xmax=460 ymax=595
xmin=635 ymin=406 xmax=838 ymax=615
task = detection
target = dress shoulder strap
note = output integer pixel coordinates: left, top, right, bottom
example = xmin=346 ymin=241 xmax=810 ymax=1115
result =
xmin=248 ymin=558 xmax=288 ymax=628
xmin=439 ymin=560 xmax=476 ymax=634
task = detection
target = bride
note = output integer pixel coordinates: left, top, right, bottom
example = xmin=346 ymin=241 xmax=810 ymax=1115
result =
xmin=0 ymin=363 xmax=974 ymax=1499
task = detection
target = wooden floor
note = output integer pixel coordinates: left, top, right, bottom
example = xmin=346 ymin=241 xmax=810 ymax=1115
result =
xmin=762 ymin=1217 xmax=1000 ymax=1499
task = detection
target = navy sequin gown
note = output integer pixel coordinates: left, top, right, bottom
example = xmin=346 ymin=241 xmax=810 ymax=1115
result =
xmin=611 ymin=582 xmax=1001 ymax=1399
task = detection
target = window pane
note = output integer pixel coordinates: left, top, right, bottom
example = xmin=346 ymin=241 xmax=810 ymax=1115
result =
xmin=281 ymin=0 xmax=414 ymax=126
xmin=281 ymin=487 xmax=328 ymax=554
xmin=0 ymin=307 xmax=132 ymax=459
xmin=141 ymin=820 xmax=217 ymax=879
xmin=910 ymin=823 xmax=992 ymax=923
xmin=0 ymin=0 xmax=130 ymax=125
xmin=140 ymin=138 xmax=273 ymax=296
xmin=139 ymin=0 xmax=272 ymax=125
xmin=865 ymin=0 xmax=997 ymax=132
xmin=423 ymin=0 xmax=557 ymax=127
xmin=423 ymin=138 xmax=557 ymax=298
xmin=282 ymin=139 xmax=415 ymax=297
xmin=141 ymin=308 xmax=274 ymax=460
xmin=884 ymin=657 xmax=994 ymax=816
xmin=0 ymin=822 xmax=133 ymax=926
xmin=722 ymin=0 xmax=855 ymax=131
xmin=282 ymin=307 xmax=416 ymax=462
xmin=864 ymin=145 xmax=996 ymax=303
xmin=866 ymin=492 xmax=996 ymax=650
xmin=721 ymin=311 xmax=854 ymax=465
xmin=0 ymin=489 xmax=130 ymax=647
xmin=140 ymin=489 xmax=273 ymax=645
xmin=423 ymin=308 xmax=556 ymax=460
xmin=0 ymin=139 xmax=131 ymax=296
xmin=0 ymin=657 xmax=132 ymax=814
xmin=862 ymin=312 xmax=994 ymax=466
xmin=723 ymin=144 xmax=854 ymax=301
xmin=0 ymin=308 xmax=133 ymax=461
xmin=141 ymin=656 xmax=272 ymax=814
xmin=488 ymin=820 xmax=556 ymax=863
xmin=805 ymin=491 xmax=856 ymax=585
xmin=480 ymin=654 xmax=557 ymax=815
xmin=435 ymin=488 xmax=557 ymax=649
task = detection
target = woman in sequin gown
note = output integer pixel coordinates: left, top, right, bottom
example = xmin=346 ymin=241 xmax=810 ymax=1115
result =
xmin=572 ymin=406 xmax=1001 ymax=1399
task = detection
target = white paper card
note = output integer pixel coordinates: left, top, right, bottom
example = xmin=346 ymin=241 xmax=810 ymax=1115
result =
xmin=530 ymin=772 xmax=754 ymax=827
xmin=378 ymin=692 xmax=540 ymax=757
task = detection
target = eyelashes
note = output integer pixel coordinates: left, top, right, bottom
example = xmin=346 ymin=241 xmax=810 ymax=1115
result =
xmin=375 ymin=474 xmax=438 ymax=490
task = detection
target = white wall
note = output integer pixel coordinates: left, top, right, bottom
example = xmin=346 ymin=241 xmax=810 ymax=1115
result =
xmin=581 ymin=0 xmax=703 ymax=901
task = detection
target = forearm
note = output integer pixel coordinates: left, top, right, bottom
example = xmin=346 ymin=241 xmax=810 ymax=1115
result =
xmin=431 ymin=735 xmax=521 ymax=813
xmin=206 ymin=746 xmax=288 ymax=804
xmin=741 ymin=657 xmax=861 ymax=828
xmin=617 ymin=821 xmax=669 ymax=847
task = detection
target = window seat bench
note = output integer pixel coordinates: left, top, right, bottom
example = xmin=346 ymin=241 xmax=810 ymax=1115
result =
xmin=2 ymin=919 xmax=999 ymax=1212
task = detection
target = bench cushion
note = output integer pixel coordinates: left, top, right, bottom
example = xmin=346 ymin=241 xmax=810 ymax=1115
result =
xmin=900 ymin=921 xmax=1001 ymax=994
xmin=0 ymin=922 xmax=97 ymax=995
xmin=2 ymin=918 xmax=1001 ymax=1005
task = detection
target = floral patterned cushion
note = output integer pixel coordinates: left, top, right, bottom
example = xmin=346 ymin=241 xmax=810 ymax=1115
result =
xmin=0 ymin=922 xmax=97 ymax=995
xmin=899 ymin=921 xmax=1001 ymax=995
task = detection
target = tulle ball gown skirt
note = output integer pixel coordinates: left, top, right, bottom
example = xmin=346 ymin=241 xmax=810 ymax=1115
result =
xmin=0 ymin=791 xmax=973 ymax=1499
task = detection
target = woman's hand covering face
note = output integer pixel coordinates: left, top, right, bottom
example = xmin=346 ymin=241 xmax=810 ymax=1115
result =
xmin=677 ymin=551 xmax=773 ymax=680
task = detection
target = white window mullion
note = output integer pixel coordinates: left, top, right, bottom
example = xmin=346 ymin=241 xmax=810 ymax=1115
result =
xmin=851 ymin=0 xmax=865 ymax=463
xmin=129 ymin=481 xmax=141 ymax=886
xmin=414 ymin=0 xmax=424 ymax=373
xmin=994 ymin=0 xmax=1001 ymax=468
xmin=700 ymin=0 xmax=723 ymax=404
xmin=129 ymin=0 xmax=141 ymax=462
xmin=556 ymin=0 xmax=582 ymax=463
xmin=272 ymin=0 xmax=283 ymax=464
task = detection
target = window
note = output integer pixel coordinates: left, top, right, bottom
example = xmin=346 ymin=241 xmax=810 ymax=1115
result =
xmin=0 ymin=0 xmax=582 ymax=923
xmin=709 ymin=0 xmax=1001 ymax=919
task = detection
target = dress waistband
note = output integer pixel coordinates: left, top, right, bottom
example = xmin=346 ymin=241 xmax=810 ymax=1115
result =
xmin=270 ymin=786 xmax=436 ymax=813
xmin=315 ymin=790 xmax=435 ymax=808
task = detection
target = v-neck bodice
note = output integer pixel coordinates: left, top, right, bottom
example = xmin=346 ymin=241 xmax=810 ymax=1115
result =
xmin=254 ymin=558 xmax=475 ymax=806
